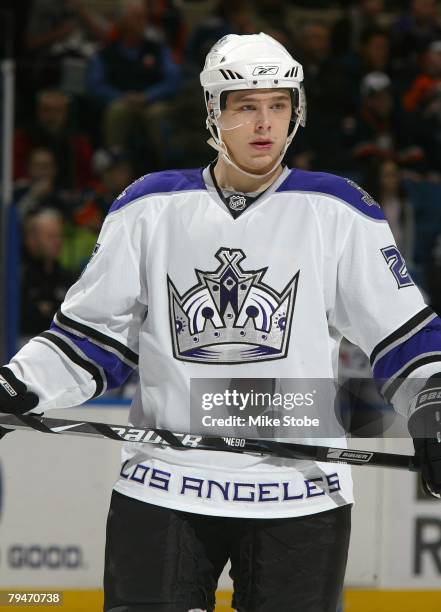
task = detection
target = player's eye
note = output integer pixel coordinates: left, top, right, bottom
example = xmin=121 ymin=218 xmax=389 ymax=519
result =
xmin=272 ymin=102 xmax=289 ymax=110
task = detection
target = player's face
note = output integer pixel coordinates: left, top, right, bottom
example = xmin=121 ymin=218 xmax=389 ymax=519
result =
xmin=219 ymin=89 xmax=292 ymax=175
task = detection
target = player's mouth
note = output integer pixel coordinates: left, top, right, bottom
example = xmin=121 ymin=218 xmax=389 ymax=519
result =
xmin=249 ymin=139 xmax=274 ymax=150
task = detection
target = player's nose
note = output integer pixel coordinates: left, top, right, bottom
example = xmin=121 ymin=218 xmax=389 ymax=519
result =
xmin=255 ymin=106 xmax=272 ymax=130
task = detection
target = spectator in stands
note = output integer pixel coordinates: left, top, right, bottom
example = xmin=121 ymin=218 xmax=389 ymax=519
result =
xmin=288 ymin=20 xmax=349 ymax=172
xmin=349 ymin=72 xmax=395 ymax=162
xmin=359 ymin=27 xmax=391 ymax=74
xmin=14 ymin=89 xmax=94 ymax=191
xmin=87 ymin=0 xmax=180 ymax=169
xmin=363 ymin=159 xmax=414 ymax=261
xmin=345 ymin=72 xmax=424 ymax=171
xmin=145 ymin=0 xmax=187 ymax=64
xmin=185 ymin=0 xmax=257 ymax=75
xmin=403 ymin=40 xmax=441 ymax=112
xmin=74 ymin=148 xmax=135 ymax=232
xmin=402 ymin=40 xmax=441 ymax=177
xmin=24 ymin=0 xmax=111 ymax=92
xmin=104 ymin=1 xmax=187 ymax=65
xmin=426 ymin=225 xmax=441 ymax=315
xmin=58 ymin=149 xmax=135 ymax=274
xmin=20 ymin=208 xmax=76 ymax=338
xmin=163 ymin=78 xmax=211 ymax=168
xmin=332 ymin=0 xmax=385 ymax=57
xmin=391 ymin=0 xmax=441 ymax=76
xmin=342 ymin=28 xmax=391 ymax=111
xmin=254 ymin=0 xmax=294 ymax=41
xmin=14 ymin=148 xmax=72 ymax=220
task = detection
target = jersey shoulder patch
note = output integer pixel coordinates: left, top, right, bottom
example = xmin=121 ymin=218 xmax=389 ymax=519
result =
xmin=277 ymin=169 xmax=386 ymax=221
xmin=109 ymin=168 xmax=206 ymax=213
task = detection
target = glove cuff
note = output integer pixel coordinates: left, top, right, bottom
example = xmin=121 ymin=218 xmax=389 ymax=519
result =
xmin=0 ymin=367 xmax=21 ymax=398
xmin=408 ymin=379 xmax=441 ymax=439
xmin=0 ymin=366 xmax=39 ymax=414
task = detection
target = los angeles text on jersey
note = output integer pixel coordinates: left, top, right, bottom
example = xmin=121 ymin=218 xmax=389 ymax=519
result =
xmin=119 ymin=460 xmax=341 ymax=503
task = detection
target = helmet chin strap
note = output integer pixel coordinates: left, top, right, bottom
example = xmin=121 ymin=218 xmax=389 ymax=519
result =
xmin=206 ymin=116 xmax=302 ymax=180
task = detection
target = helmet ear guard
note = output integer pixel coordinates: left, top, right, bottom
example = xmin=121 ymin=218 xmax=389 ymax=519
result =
xmin=297 ymin=83 xmax=307 ymax=128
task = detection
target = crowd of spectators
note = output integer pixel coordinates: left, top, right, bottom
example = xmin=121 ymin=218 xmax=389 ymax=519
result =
xmin=6 ymin=0 xmax=441 ymax=342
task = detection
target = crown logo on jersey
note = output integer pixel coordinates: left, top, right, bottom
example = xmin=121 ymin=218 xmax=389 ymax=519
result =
xmin=168 ymin=248 xmax=299 ymax=363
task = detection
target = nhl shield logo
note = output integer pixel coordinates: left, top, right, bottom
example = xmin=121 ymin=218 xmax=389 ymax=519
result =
xmin=228 ymin=195 xmax=247 ymax=211
xmin=167 ymin=248 xmax=299 ymax=364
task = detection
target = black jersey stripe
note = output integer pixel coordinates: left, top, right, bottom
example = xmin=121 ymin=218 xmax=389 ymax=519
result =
xmin=56 ymin=309 xmax=139 ymax=366
xmin=40 ymin=331 xmax=105 ymax=398
xmin=383 ymin=354 xmax=441 ymax=402
xmin=370 ymin=307 xmax=434 ymax=366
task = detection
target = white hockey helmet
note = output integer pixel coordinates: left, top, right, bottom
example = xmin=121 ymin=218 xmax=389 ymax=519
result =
xmin=200 ymin=32 xmax=307 ymax=177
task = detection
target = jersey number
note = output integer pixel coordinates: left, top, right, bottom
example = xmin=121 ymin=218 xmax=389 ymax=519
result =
xmin=381 ymin=245 xmax=414 ymax=289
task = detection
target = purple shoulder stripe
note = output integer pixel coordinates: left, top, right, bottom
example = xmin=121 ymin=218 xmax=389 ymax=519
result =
xmin=277 ymin=169 xmax=386 ymax=221
xmin=109 ymin=168 xmax=206 ymax=213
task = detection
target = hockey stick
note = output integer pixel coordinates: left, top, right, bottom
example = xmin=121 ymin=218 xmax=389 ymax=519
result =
xmin=0 ymin=412 xmax=418 ymax=471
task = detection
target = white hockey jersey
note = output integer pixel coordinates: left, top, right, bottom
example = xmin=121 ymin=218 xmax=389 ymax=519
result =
xmin=8 ymin=166 xmax=441 ymax=518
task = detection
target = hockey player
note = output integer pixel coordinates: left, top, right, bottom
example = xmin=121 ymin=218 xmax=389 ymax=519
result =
xmin=1 ymin=33 xmax=441 ymax=612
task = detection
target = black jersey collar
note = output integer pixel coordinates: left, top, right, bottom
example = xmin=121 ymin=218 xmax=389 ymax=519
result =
xmin=206 ymin=162 xmax=289 ymax=220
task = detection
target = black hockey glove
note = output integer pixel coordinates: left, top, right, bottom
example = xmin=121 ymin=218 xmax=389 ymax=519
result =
xmin=0 ymin=366 xmax=39 ymax=439
xmin=408 ymin=375 xmax=441 ymax=499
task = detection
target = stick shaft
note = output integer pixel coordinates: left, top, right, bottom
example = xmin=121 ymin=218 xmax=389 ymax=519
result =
xmin=0 ymin=413 xmax=418 ymax=471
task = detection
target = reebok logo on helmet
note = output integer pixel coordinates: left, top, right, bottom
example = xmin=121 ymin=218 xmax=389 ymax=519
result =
xmin=252 ymin=66 xmax=279 ymax=76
